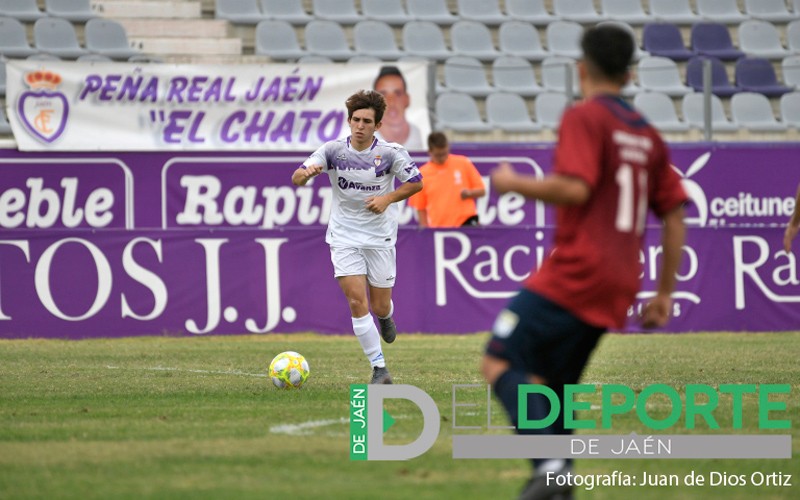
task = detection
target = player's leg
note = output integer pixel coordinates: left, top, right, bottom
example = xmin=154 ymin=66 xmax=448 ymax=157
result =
xmin=482 ymin=290 xmax=596 ymax=500
xmin=364 ymin=248 xmax=397 ymax=344
xmin=331 ymin=247 xmax=388 ymax=382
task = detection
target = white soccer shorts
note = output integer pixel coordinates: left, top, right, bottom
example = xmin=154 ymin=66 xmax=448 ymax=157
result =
xmin=330 ymin=247 xmax=397 ymax=288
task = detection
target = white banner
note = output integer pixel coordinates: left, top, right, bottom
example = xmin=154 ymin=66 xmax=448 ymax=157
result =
xmin=4 ymin=61 xmax=431 ymax=151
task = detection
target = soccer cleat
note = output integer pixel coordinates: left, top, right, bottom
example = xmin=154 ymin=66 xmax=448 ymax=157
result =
xmin=517 ymin=463 xmax=573 ymax=500
xmin=370 ymin=366 xmax=393 ymax=384
xmin=378 ymin=317 xmax=397 ymax=344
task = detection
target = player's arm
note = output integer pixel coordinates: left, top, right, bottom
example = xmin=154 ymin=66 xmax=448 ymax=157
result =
xmin=783 ymin=183 xmax=800 ymax=253
xmin=291 ymin=164 xmax=323 ymax=186
xmin=490 ymin=162 xmax=590 ymax=205
xmin=365 ymin=179 xmax=423 ymax=214
xmin=416 ymin=209 xmax=429 ymax=228
xmin=642 ymin=205 xmax=686 ymax=329
xmin=461 ymin=161 xmax=487 ymax=200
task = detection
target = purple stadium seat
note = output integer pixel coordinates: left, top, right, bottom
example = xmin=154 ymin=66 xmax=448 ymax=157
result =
xmin=642 ymin=23 xmax=694 ymax=61
xmin=735 ymin=57 xmax=793 ymax=97
xmin=690 ymin=22 xmax=744 ymax=61
xmin=686 ymin=56 xmax=741 ymax=97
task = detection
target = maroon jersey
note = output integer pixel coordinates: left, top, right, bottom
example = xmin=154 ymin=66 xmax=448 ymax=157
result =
xmin=525 ymin=95 xmax=688 ymax=329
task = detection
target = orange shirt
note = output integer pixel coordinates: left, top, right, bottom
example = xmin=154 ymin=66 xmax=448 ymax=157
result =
xmin=408 ymin=154 xmax=485 ymax=227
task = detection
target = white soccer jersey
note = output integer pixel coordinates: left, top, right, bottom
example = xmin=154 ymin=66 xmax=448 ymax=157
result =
xmin=303 ymin=136 xmax=422 ymax=248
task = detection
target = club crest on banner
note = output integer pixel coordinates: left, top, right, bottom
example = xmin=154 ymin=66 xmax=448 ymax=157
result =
xmin=17 ymin=70 xmax=69 ymax=144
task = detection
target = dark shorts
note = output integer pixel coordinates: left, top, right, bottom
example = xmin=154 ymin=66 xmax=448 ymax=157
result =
xmin=485 ymin=289 xmax=606 ymax=386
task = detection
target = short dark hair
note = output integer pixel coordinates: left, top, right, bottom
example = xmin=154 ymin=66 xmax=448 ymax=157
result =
xmin=581 ymin=25 xmax=634 ymax=83
xmin=427 ymin=131 xmax=448 ymax=150
xmin=373 ymin=65 xmax=407 ymax=90
xmin=345 ymin=90 xmax=387 ymax=123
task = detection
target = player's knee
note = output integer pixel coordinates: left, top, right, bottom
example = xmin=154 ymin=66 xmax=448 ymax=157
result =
xmin=481 ymin=355 xmax=509 ymax=385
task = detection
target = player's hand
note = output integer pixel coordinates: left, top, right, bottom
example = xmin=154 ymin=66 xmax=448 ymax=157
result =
xmin=302 ymin=164 xmax=324 ymax=181
xmin=641 ymin=294 xmax=672 ymax=329
xmin=365 ymin=195 xmax=390 ymax=214
xmin=490 ymin=162 xmax=518 ymax=194
xmin=784 ymin=223 xmax=799 ymax=253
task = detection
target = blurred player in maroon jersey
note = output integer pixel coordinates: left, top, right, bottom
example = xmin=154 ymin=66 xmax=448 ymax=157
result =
xmin=481 ymin=25 xmax=688 ymax=500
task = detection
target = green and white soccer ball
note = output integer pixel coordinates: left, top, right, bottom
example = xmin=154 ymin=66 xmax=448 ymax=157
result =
xmin=268 ymin=351 xmax=310 ymax=389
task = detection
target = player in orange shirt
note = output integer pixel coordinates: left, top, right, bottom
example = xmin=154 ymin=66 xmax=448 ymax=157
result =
xmin=408 ymin=132 xmax=486 ymax=227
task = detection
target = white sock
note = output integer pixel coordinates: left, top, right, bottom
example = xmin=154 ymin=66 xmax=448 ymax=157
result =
xmin=352 ymin=314 xmax=385 ymax=368
xmin=377 ymin=300 xmax=394 ymax=320
xmin=538 ymin=459 xmax=566 ymax=475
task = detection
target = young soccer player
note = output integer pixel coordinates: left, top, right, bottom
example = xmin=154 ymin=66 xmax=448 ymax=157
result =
xmin=292 ymin=90 xmax=422 ymax=384
xmin=481 ymin=26 xmax=688 ymax=499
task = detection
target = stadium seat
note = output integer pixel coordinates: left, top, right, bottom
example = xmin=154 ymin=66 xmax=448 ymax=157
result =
xmin=642 ymin=23 xmax=694 ymax=61
xmin=541 ymin=56 xmax=580 ymax=95
xmin=0 ymin=108 xmax=11 ymax=135
xmin=780 ymin=92 xmax=800 ymax=128
xmin=215 ymin=0 xmax=267 ymax=24
xmin=0 ymin=58 xmax=6 ymax=97
xmin=434 ymin=92 xmax=492 ymax=132
xmin=633 ymin=91 xmax=690 ymax=132
xmin=450 ymin=21 xmax=500 ymax=61
xmin=255 ymin=20 xmax=306 ymax=61
xmin=34 ymin=17 xmax=89 ymax=59
xmin=401 ymin=22 xmax=452 ymax=61
xmin=85 ymin=19 xmax=141 ymax=59
xmin=552 ymin=0 xmax=600 ymax=24
xmin=128 ymin=54 xmax=164 ymax=64
xmin=0 ymin=0 xmax=44 ymax=21
xmin=545 ymin=21 xmax=583 ymax=60
xmin=76 ymin=53 xmax=112 ymax=62
xmin=0 ymin=16 xmax=39 ymax=58
xmin=690 ymin=22 xmax=745 ymax=61
xmin=44 ymin=0 xmax=97 ymax=22
xmin=743 ymin=0 xmax=795 ymax=23
xmin=735 ymin=57 xmax=793 ymax=97
xmin=787 ymin=20 xmax=800 ymax=54
xmin=486 ymin=92 xmax=540 ymax=132
xmin=782 ymin=55 xmax=800 ymax=88
xmin=596 ymin=20 xmax=649 ymax=61
xmin=297 ymin=55 xmax=334 ymax=63
xmin=406 ymin=0 xmax=457 ymax=25
xmin=685 ymin=56 xmax=741 ymax=97
xmin=312 ymin=0 xmax=364 ymax=24
xmin=498 ymin=21 xmax=548 ymax=61
xmin=637 ymin=56 xmax=692 ymax=96
xmin=649 ymin=0 xmax=698 ymax=24
xmin=353 ymin=21 xmax=404 ymax=59
xmin=534 ymin=91 xmax=570 ymax=129
xmin=492 ymin=56 xmax=543 ymax=96
xmin=304 ymin=20 xmax=354 ymax=60
xmin=27 ymin=52 xmax=61 ymax=61
xmin=681 ymin=93 xmax=738 ymax=132
xmin=442 ymin=56 xmax=495 ymax=96
xmin=259 ymin=0 xmax=312 ymax=25
xmin=738 ymin=20 xmax=790 ymax=59
xmin=457 ymin=0 xmax=509 ymax=25
xmin=361 ymin=0 xmax=411 ymax=26
xmin=695 ymin=0 xmax=748 ymax=24
xmin=347 ymin=55 xmax=381 ymax=64
xmin=504 ymin=0 xmax=556 ymax=26
xmin=731 ymin=91 xmax=787 ymax=131
xmin=600 ymin=0 xmax=653 ymax=25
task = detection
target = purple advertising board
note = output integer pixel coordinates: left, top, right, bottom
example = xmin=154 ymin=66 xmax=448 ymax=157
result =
xmin=0 ymin=144 xmax=798 ymax=338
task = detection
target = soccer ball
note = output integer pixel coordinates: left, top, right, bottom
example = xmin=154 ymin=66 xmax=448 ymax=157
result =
xmin=268 ymin=351 xmax=310 ymax=389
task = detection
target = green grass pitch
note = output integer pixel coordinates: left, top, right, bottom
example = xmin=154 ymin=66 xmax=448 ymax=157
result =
xmin=0 ymin=332 xmax=798 ymax=499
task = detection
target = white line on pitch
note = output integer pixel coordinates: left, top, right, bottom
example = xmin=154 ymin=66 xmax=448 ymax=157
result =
xmin=106 ymin=365 xmax=267 ymax=378
xmin=270 ymin=418 xmax=350 ymax=436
